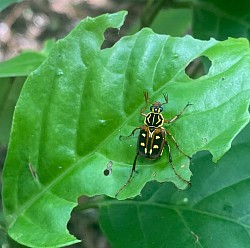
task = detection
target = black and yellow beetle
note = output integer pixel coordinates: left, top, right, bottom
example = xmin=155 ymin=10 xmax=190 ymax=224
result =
xmin=116 ymin=92 xmax=191 ymax=197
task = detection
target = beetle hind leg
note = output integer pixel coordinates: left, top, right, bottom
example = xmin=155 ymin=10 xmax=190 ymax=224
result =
xmin=165 ymin=141 xmax=191 ymax=187
xmin=115 ymin=152 xmax=139 ymax=198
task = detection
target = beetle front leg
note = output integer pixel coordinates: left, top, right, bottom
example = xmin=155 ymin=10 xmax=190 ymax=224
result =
xmin=140 ymin=108 xmax=147 ymax=117
xmin=115 ymin=152 xmax=139 ymax=198
xmin=140 ymin=91 xmax=150 ymax=117
xmin=165 ymin=102 xmax=192 ymax=124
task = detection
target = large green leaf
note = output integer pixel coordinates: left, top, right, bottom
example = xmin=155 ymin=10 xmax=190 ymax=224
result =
xmin=99 ymin=123 xmax=250 ymax=248
xmin=2 ymin=11 xmax=250 ymax=247
xmin=193 ymin=0 xmax=250 ymax=40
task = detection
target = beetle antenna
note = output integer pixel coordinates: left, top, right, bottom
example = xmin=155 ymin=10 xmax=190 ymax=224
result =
xmin=143 ymin=91 xmax=149 ymax=103
xmin=141 ymin=92 xmax=152 ymax=116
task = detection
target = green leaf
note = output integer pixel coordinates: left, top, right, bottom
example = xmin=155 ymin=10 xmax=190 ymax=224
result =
xmin=0 ymin=0 xmax=22 ymax=11
xmin=0 ymin=212 xmax=8 ymax=247
xmin=99 ymin=123 xmax=250 ymax=248
xmin=0 ymin=41 xmax=54 ymax=146
xmin=151 ymin=8 xmax=192 ymax=36
xmin=0 ymin=40 xmax=55 ymax=78
xmin=2 ymin=11 xmax=250 ymax=247
xmin=193 ymin=0 xmax=250 ymax=40
xmin=0 ymin=77 xmax=25 ymax=145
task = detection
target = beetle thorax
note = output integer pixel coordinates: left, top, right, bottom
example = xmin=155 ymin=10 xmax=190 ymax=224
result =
xmin=144 ymin=112 xmax=164 ymax=127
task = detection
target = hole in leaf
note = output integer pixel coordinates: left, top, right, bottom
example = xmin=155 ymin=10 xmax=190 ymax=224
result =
xmin=101 ymin=28 xmax=120 ymax=49
xmin=68 ymin=196 xmax=109 ymax=246
xmin=185 ymin=56 xmax=212 ymax=79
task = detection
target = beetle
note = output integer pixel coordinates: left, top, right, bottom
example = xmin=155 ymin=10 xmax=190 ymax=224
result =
xmin=115 ymin=92 xmax=191 ymax=197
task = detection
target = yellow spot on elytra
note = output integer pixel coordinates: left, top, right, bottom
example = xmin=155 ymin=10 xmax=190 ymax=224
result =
xmin=140 ymin=142 xmax=145 ymax=146
xmin=145 ymin=148 xmax=147 ymax=154
xmin=153 ymin=145 xmax=159 ymax=149
xmin=142 ymin=133 xmax=146 ymax=137
xmin=149 ymin=149 xmax=152 ymax=154
xmin=155 ymin=136 xmax=160 ymax=139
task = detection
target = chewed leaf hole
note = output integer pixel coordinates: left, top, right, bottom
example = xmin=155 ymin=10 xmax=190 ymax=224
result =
xmin=101 ymin=28 xmax=120 ymax=49
xmin=185 ymin=56 xmax=212 ymax=79
xmin=67 ymin=196 xmax=101 ymax=244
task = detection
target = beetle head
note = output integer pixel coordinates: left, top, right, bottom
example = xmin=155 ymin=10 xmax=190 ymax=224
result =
xmin=150 ymin=102 xmax=163 ymax=113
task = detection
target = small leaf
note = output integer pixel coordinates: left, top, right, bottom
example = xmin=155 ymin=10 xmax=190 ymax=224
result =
xmin=2 ymin=11 xmax=250 ymax=247
xmin=0 ymin=40 xmax=55 ymax=78
xmin=151 ymin=8 xmax=192 ymax=36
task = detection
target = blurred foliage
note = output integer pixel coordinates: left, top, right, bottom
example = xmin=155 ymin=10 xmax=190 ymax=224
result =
xmin=150 ymin=8 xmax=192 ymax=36
xmin=193 ymin=0 xmax=250 ymax=40
xmin=0 ymin=40 xmax=55 ymax=78
xmin=0 ymin=0 xmax=22 ymax=12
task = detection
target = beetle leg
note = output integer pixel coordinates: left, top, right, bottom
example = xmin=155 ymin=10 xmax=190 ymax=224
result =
xmin=115 ymin=152 xmax=139 ymax=198
xmin=165 ymin=141 xmax=191 ymax=187
xmin=165 ymin=102 xmax=192 ymax=124
xmin=165 ymin=129 xmax=191 ymax=159
xmin=140 ymin=109 xmax=147 ymax=117
xmin=119 ymin=127 xmax=140 ymax=141
xmin=140 ymin=91 xmax=150 ymax=117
